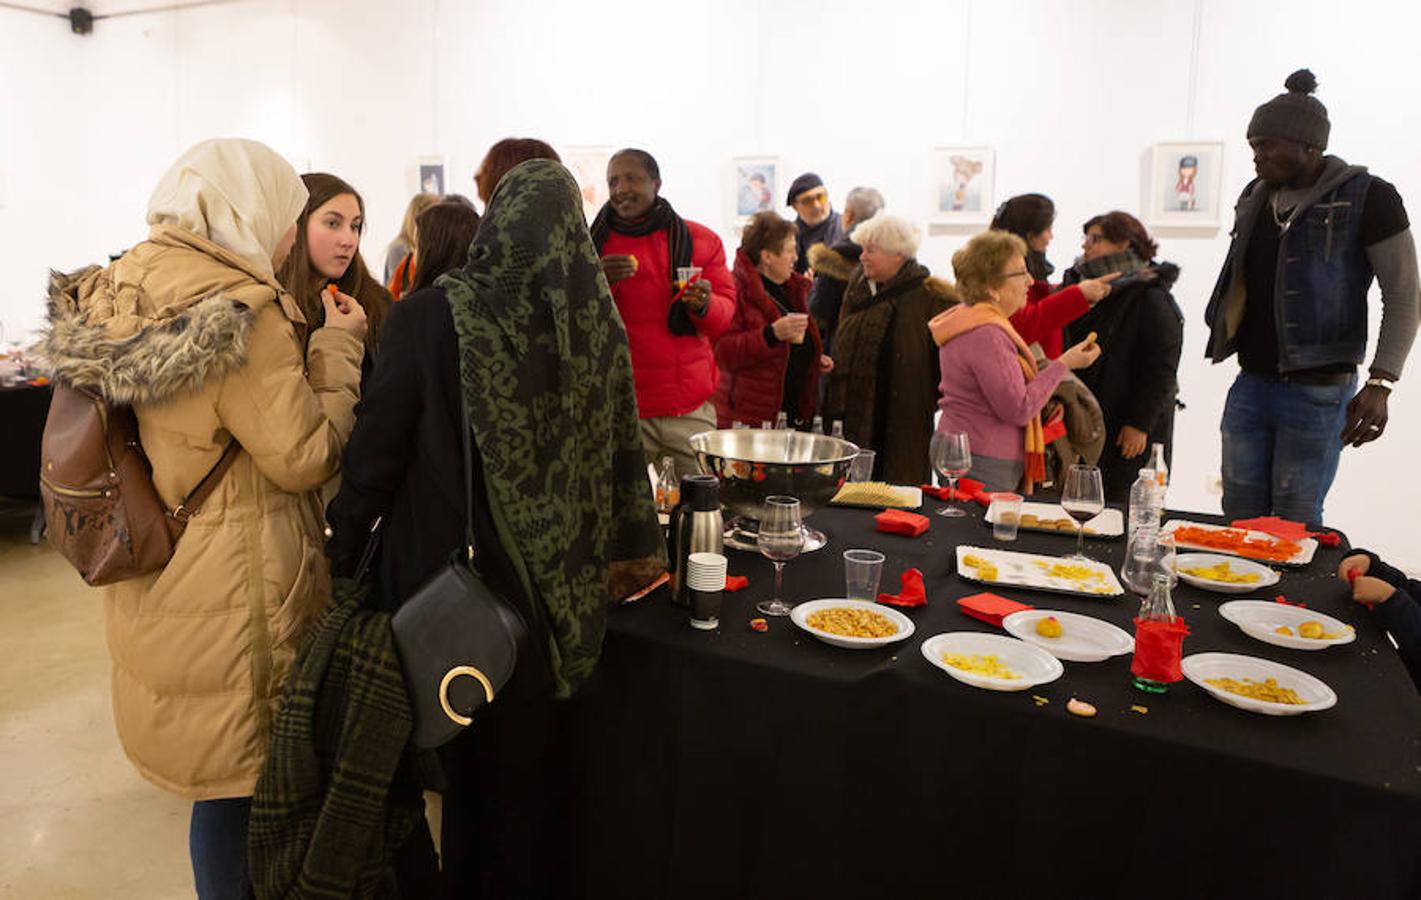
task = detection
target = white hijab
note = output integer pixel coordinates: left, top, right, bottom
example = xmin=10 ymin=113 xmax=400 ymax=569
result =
xmin=146 ymin=138 xmax=308 ymax=280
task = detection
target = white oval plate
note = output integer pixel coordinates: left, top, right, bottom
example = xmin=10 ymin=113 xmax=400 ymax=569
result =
xmin=1218 ymin=601 xmax=1356 ymax=651
xmin=920 ymin=632 xmax=1064 ymax=691
xmin=1001 ymin=609 xmax=1134 ymax=662
xmin=1176 ymin=553 xmax=1280 ymax=595
xmin=1181 ymin=652 xmax=1337 ymax=715
xmin=790 ymin=599 xmax=916 ymax=649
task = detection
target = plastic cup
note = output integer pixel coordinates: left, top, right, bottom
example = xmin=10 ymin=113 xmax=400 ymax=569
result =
xmin=843 ymin=549 xmax=885 ymax=601
xmin=990 ymin=493 xmax=1023 ymax=541
xmin=849 ymin=449 xmax=876 ymax=482
xmin=689 ymin=587 xmax=722 ymax=630
xmin=676 ymin=266 xmax=703 ymax=289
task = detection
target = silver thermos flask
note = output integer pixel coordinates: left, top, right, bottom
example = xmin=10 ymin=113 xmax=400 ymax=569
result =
xmin=669 ymin=474 xmax=723 ymax=607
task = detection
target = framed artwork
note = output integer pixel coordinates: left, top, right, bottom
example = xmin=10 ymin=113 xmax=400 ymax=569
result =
xmin=731 ymin=157 xmax=780 ymax=223
xmin=1148 ymin=142 xmax=1224 ymax=227
xmin=563 ymin=146 xmax=614 ymax=222
xmin=418 ymin=156 xmax=447 ymax=196
xmin=930 ymin=147 xmax=995 ymax=224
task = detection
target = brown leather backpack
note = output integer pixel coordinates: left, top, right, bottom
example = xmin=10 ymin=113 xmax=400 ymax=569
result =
xmin=39 ymin=383 xmax=238 ymax=586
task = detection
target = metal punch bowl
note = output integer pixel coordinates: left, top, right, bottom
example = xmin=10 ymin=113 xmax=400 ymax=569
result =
xmin=689 ymin=429 xmax=860 ymax=524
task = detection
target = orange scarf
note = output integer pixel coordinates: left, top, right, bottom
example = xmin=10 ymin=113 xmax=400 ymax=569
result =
xmin=387 ymin=253 xmax=415 ymax=301
xmin=928 ymin=303 xmax=1047 ymax=493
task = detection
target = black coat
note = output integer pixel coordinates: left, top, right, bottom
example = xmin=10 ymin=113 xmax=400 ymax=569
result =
xmin=1063 ymin=263 xmax=1184 ymax=501
xmin=325 ymin=286 xmax=524 ymax=618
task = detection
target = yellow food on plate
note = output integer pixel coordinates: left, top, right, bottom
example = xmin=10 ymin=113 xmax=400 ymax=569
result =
xmin=1298 ymin=620 xmax=1324 ymax=640
xmin=962 ymin=554 xmax=999 ymax=581
xmin=1035 ymin=616 xmax=1063 ymax=639
xmin=942 ymin=653 xmax=1019 ymax=680
xmin=805 ymin=607 xmax=898 ymax=639
xmin=1181 ymin=562 xmax=1261 ymax=584
xmin=1275 ymin=625 xmax=1294 ymax=636
xmin=1205 ymin=676 xmax=1305 ymax=705
xmin=1034 ymin=560 xmax=1105 ymax=582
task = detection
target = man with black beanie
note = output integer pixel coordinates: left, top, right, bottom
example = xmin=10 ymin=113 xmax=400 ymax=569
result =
xmin=1204 ymin=69 xmax=1419 ymax=524
xmin=786 ymin=172 xmax=844 ymax=274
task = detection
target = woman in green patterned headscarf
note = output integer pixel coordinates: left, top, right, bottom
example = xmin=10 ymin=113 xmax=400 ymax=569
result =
xmin=325 ymin=156 xmax=665 ymax=893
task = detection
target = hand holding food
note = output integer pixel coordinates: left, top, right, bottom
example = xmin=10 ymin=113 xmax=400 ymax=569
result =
xmin=1337 ymin=553 xmax=1371 ymax=582
xmin=1351 ymin=575 xmax=1397 ymax=608
xmin=1060 ymin=335 xmax=1102 ymax=370
xmin=601 ymin=254 xmax=638 ymax=283
xmin=321 ymin=284 xmax=367 ymax=339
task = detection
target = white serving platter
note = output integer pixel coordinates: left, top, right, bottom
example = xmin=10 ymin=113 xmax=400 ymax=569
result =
xmin=1162 ymin=520 xmax=1317 ymax=567
xmin=956 ymin=545 xmax=1124 ymax=598
xmin=1001 ymin=609 xmax=1134 ymax=662
xmin=985 ymin=500 xmax=1124 ymax=538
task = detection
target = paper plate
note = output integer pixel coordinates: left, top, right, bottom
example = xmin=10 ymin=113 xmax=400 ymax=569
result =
xmin=1002 ymin=609 xmax=1134 ymax=662
xmin=1181 ymin=652 xmax=1337 ymax=715
xmin=1218 ymin=601 xmax=1356 ymax=650
xmin=920 ymin=632 xmax=1063 ymax=691
xmin=1176 ymin=553 xmax=1280 ymax=595
xmin=790 ymin=599 xmax=916 ymax=649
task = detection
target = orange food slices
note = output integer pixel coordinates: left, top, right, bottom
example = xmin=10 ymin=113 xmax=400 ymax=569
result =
xmin=1171 ymin=525 xmax=1302 ymax=563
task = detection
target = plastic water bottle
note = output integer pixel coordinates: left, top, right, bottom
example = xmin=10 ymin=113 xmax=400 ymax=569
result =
xmin=1127 ymin=468 xmax=1161 ymax=545
xmin=811 ymin=415 xmax=824 ymax=435
xmin=830 ymin=420 xmax=844 ymax=439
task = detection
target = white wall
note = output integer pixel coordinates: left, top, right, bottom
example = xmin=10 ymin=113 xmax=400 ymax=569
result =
xmin=2 ymin=0 xmax=1418 ymax=569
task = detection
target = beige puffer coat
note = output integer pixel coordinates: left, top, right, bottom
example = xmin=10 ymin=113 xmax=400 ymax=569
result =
xmin=43 ymin=224 xmax=362 ymax=800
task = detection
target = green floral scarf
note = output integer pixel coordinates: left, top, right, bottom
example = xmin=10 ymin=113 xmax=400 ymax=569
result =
xmin=436 ymin=159 xmax=665 ymax=697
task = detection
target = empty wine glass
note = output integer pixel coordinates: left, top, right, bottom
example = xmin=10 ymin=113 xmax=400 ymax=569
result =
xmin=1122 ymin=528 xmax=1179 ymax=598
xmin=930 ymin=431 xmax=972 ymax=517
xmin=1060 ymin=464 xmax=1105 ymax=559
xmin=756 ymin=495 xmax=805 ymax=616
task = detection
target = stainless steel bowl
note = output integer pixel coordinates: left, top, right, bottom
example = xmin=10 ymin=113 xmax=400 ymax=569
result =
xmin=690 ymin=429 xmax=860 ymax=523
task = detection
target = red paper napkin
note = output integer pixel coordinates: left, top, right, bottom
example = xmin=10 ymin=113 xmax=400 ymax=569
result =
xmin=724 ymin=575 xmax=749 ymax=592
xmin=957 ymin=592 xmax=1033 ymax=628
xmin=920 ymin=477 xmax=986 ymax=502
xmin=1230 ymin=516 xmax=1318 ymax=540
xmin=878 ymin=567 xmax=927 ymax=607
xmin=1131 ymin=616 xmax=1190 ymax=683
xmin=876 ymin=508 xmax=930 ymax=537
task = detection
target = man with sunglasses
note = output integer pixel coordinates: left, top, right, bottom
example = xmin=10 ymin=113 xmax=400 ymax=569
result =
xmin=787 ymin=172 xmax=844 ymax=274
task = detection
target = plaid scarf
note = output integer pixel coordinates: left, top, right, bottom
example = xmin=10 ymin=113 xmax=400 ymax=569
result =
xmin=1075 ymin=249 xmax=1149 ymax=281
xmin=439 ymin=159 xmax=666 ymax=697
xmin=249 ymin=581 xmax=422 ymax=899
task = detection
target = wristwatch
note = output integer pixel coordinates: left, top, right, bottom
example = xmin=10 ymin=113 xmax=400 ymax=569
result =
xmin=1365 ymin=376 xmax=1394 ymax=392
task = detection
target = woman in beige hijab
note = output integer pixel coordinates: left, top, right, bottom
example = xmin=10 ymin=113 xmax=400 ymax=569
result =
xmin=42 ymin=138 xmax=367 ymax=899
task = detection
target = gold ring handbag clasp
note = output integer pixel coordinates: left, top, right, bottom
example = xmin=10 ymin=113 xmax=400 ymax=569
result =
xmin=438 ymin=666 xmax=495 ymax=726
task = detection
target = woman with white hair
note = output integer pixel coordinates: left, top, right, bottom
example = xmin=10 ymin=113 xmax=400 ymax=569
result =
xmin=825 ymin=214 xmax=957 ymax=482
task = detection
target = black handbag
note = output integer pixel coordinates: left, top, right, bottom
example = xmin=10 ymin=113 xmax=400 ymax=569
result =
xmin=354 ymin=402 xmax=528 ymax=749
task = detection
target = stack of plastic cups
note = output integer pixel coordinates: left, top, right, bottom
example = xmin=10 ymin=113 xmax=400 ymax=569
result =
xmin=686 ymin=552 xmax=728 ymax=630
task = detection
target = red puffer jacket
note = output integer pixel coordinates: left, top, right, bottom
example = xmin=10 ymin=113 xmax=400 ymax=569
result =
xmin=711 ymin=250 xmax=821 ymax=427
xmin=1010 ymin=280 xmax=1088 ymax=359
xmin=602 ymin=220 xmax=735 ymax=418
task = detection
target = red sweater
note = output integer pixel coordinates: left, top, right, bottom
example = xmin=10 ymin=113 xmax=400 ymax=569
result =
xmin=711 ymin=251 xmax=821 ymax=427
xmin=603 ymin=220 xmax=735 ymax=418
xmin=1010 ymin=281 xmax=1089 ymax=359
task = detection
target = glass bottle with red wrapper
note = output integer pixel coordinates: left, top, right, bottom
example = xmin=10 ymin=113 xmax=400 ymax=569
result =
xmin=1131 ymin=572 xmax=1189 ymax=694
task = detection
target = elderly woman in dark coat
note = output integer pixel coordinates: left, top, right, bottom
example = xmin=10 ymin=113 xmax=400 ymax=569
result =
xmin=824 ymin=214 xmax=957 ymax=483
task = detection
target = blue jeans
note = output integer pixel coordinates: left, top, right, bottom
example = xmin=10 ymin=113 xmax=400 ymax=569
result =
xmin=1220 ymin=371 xmax=1355 ymax=525
xmin=190 ymin=797 xmax=253 ymax=900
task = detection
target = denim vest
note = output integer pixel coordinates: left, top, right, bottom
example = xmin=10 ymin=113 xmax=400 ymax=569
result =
xmin=1205 ymin=168 xmax=1375 ymax=372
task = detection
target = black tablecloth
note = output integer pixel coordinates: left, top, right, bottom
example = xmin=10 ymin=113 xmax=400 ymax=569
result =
xmin=0 ymin=384 xmax=48 ymax=498
xmin=553 ymin=500 xmax=1421 ymax=899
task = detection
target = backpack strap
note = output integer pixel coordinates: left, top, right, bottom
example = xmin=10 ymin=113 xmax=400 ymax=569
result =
xmin=169 ymin=441 xmax=241 ymax=523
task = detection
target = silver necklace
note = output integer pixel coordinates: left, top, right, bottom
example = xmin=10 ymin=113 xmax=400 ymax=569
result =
xmin=1270 ymin=191 xmax=1297 ymax=230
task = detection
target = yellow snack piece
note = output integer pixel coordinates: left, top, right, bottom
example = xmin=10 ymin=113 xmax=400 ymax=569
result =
xmin=1181 ymin=562 xmax=1261 ymax=584
xmin=1205 ymin=676 xmax=1305 ymax=705
xmin=942 ymin=653 xmax=1019 ymax=680
xmin=1298 ymin=621 xmax=1325 ymax=640
xmin=1275 ymin=625 xmax=1294 ymax=636
xmin=1035 ymin=616 xmax=1063 ymax=639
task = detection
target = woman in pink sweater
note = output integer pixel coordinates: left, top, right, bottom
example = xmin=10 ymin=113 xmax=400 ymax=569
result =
xmin=930 ymin=231 xmax=1100 ymax=493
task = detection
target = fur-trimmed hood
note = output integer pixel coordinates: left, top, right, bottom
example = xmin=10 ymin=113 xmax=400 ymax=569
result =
xmin=41 ymin=225 xmax=286 ymax=406
xmin=807 ymin=240 xmax=861 ymax=283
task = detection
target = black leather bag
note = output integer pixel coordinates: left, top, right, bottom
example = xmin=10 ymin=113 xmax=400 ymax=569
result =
xmin=355 ymin=403 xmax=527 ymax=749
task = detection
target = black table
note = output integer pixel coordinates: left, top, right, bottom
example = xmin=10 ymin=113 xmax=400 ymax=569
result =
xmin=559 ymin=500 xmax=1421 ymax=899
xmin=0 ymin=382 xmax=48 ymax=498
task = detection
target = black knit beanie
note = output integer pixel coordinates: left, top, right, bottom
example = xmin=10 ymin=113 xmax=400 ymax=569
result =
xmin=1247 ymin=69 xmax=1330 ymax=150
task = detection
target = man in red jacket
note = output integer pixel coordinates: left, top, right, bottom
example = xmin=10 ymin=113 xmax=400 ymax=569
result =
xmin=592 ymin=149 xmax=735 ymax=477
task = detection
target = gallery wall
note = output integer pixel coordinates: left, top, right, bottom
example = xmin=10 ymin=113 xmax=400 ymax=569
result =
xmin=1 ymin=0 xmax=1418 ymax=570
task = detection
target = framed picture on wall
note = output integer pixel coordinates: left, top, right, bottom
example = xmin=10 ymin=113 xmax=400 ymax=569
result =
xmin=731 ymin=157 xmax=780 ymax=223
xmin=1148 ymin=141 xmax=1224 ymax=227
xmin=930 ymin=147 xmax=995 ymax=224
xmin=418 ymin=156 xmax=447 ymax=196
xmin=562 ymin=146 xmax=614 ymax=222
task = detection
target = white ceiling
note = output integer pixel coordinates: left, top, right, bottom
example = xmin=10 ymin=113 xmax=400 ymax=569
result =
xmin=6 ymin=0 xmax=240 ymax=17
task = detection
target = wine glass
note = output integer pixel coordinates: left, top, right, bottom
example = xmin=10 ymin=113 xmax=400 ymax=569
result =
xmin=1122 ymin=529 xmax=1179 ymax=599
xmin=1060 ymin=464 xmax=1105 ymax=559
xmin=929 ymin=431 xmax=972 ymax=517
xmin=756 ymin=496 xmax=805 ymax=616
